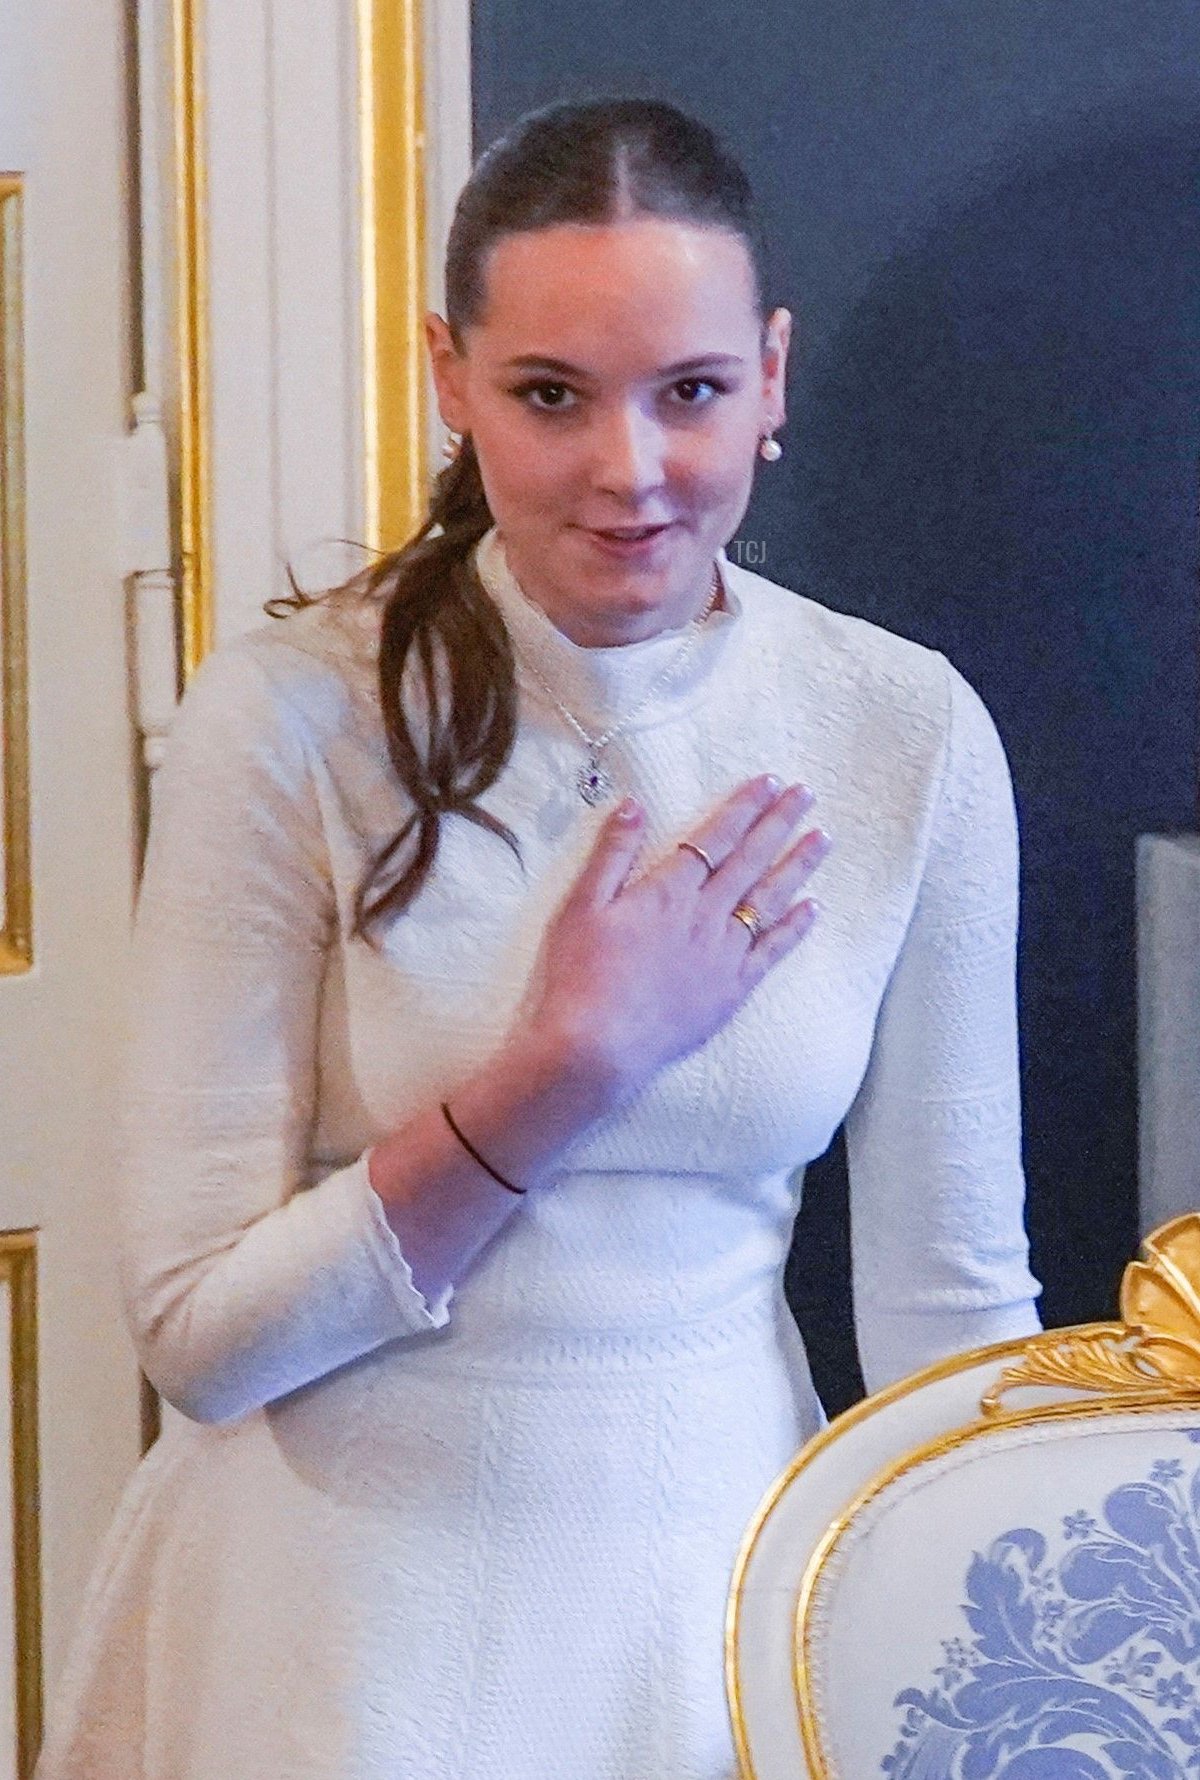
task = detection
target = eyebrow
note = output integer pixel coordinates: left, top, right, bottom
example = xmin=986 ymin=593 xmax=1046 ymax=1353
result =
xmin=501 ymin=352 xmax=747 ymax=376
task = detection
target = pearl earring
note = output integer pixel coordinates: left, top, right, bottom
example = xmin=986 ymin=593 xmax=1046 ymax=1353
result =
xmin=759 ymin=432 xmax=783 ymax=462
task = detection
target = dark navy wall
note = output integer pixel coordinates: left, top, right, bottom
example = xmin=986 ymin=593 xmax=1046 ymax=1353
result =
xmin=471 ymin=4 xmax=1200 ymax=1412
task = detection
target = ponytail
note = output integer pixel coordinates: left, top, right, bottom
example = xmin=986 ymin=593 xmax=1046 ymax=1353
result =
xmin=268 ymin=437 xmax=524 ymax=949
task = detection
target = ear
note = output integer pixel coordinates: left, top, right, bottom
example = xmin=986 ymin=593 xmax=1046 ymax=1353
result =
xmin=760 ymin=307 xmax=792 ymax=429
xmin=425 ymin=311 xmax=470 ymax=433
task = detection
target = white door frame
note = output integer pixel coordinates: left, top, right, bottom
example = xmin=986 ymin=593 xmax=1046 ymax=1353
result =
xmin=134 ymin=0 xmax=473 ymax=699
xmin=2 ymin=3 xmax=144 ymax=1769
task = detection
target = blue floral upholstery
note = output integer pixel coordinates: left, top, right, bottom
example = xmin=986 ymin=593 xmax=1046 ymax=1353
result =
xmin=729 ymin=1220 xmax=1200 ymax=1780
xmin=884 ymin=1437 xmax=1200 ymax=1779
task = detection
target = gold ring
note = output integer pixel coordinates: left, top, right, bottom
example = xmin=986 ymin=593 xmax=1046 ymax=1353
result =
xmin=678 ymin=840 xmax=718 ymax=878
xmin=731 ymin=902 xmax=764 ymax=941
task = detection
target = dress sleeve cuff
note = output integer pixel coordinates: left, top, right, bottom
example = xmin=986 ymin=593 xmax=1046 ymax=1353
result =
xmin=857 ymin=1296 xmax=1042 ymax=1395
xmin=352 ymin=1153 xmax=455 ymax=1331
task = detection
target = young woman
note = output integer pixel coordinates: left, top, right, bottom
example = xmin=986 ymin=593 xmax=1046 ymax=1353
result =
xmin=36 ymin=96 xmax=1041 ymax=1780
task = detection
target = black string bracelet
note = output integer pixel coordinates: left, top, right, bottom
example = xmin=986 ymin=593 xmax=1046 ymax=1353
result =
xmin=441 ymin=1101 xmax=527 ymax=1196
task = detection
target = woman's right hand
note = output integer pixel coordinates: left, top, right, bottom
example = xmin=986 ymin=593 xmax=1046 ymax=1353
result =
xmin=517 ymin=776 xmax=832 ymax=1106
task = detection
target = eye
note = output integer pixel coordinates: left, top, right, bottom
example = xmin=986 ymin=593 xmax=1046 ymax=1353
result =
xmin=512 ymin=380 xmax=577 ymax=413
xmin=668 ymin=377 xmax=728 ymax=407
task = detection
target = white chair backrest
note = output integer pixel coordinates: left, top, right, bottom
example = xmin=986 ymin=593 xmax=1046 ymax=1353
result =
xmin=727 ymin=1215 xmax=1200 ymax=1780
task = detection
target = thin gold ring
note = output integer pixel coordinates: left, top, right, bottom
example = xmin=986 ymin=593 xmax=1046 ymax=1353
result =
xmin=678 ymin=840 xmax=718 ymax=878
xmin=731 ymin=902 xmax=764 ymax=941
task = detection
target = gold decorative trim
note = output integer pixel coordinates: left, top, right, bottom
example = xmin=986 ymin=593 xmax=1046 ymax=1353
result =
xmin=0 ymin=178 xmax=31 ymax=973
xmin=174 ymin=0 xmax=212 ymax=678
xmin=0 ymin=1231 xmax=41 ymax=1779
xmin=176 ymin=0 xmax=430 ymax=653
xmin=793 ymin=1394 xmax=1190 ymax=1780
xmin=725 ymin=1218 xmax=1200 ymax=1780
xmin=359 ymin=0 xmax=430 ymax=552
xmin=724 ymin=1333 xmax=1042 ymax=1780
xmin=982 ymin=1214 xmax=1200 ymax=1413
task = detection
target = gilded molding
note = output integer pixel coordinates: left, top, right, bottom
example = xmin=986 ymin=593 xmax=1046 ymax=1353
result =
xmin=174 ymin=0 xmax=212 ymax=678
xmin=0 ymin=1231 xmax=42 ymax=1779
xmin=0 ymin=177 xmax=31 ymax=974
xmin=173 ymin=0 xmax=430 ymax=665
xmin=359 ymin=0 xmax=430 ymax=553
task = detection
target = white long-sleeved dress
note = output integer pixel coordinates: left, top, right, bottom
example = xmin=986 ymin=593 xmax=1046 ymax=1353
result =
xmin=35 ymin=526 xmax=1041 ymax=1780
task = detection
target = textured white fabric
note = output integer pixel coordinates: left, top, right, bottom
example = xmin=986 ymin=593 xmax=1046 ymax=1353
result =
xmin=36 ymin=527 xmax=1041 ymax=1779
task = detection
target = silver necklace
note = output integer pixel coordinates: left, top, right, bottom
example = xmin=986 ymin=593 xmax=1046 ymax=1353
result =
xmin=516 ymin=565 xmax=722 ymax=805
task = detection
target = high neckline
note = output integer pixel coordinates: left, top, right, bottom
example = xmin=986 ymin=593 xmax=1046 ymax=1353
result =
xmin=471 ymin=524 xmax=745 ymax=737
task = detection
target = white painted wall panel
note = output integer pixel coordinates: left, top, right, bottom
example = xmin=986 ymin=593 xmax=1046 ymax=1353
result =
xmin=0 ymin=1293 xmax=13 ymax=1780
xmin=1137 ymin=833 xmax=1200 ymax=1232
xmin=206 ymin=0 xmax=278 ymax=638
xmin=271 ymin=0 xmax=364 ymax=591
xmin=201 ymin=0 xmax=470 ymax=643
xmin=0 ymin=0 xmax=143 ymax=1746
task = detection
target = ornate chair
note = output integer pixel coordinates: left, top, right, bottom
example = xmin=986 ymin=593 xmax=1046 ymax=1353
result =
xmin=727 ymin=1216 xmax=1200 ymax=1780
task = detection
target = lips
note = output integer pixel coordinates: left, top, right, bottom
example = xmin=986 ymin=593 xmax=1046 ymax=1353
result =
xmin=588 ymin=524 xmax=671 ymax=540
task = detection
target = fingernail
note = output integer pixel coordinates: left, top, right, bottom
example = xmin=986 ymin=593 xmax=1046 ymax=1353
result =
xmin=763 ymin=774 xmax=783 ymax=796
xmin=617 ymin=797 xmax=641 ymax=822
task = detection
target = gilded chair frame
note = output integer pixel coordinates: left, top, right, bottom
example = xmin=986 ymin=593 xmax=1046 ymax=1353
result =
xmin=727 ymin=1215 xmax=1200 ymax=1780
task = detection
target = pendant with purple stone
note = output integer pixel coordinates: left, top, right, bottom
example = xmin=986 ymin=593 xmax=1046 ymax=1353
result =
xmin=577 ymin=754 xmax=615 ymax=805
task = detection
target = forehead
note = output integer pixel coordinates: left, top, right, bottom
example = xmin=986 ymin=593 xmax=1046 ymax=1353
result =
xmin=471 ymin=218 xmax=760 ymax=365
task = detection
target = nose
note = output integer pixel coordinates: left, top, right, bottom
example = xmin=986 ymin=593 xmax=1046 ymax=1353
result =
xmin=589 ymin=402 xmax=667 ymax=501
